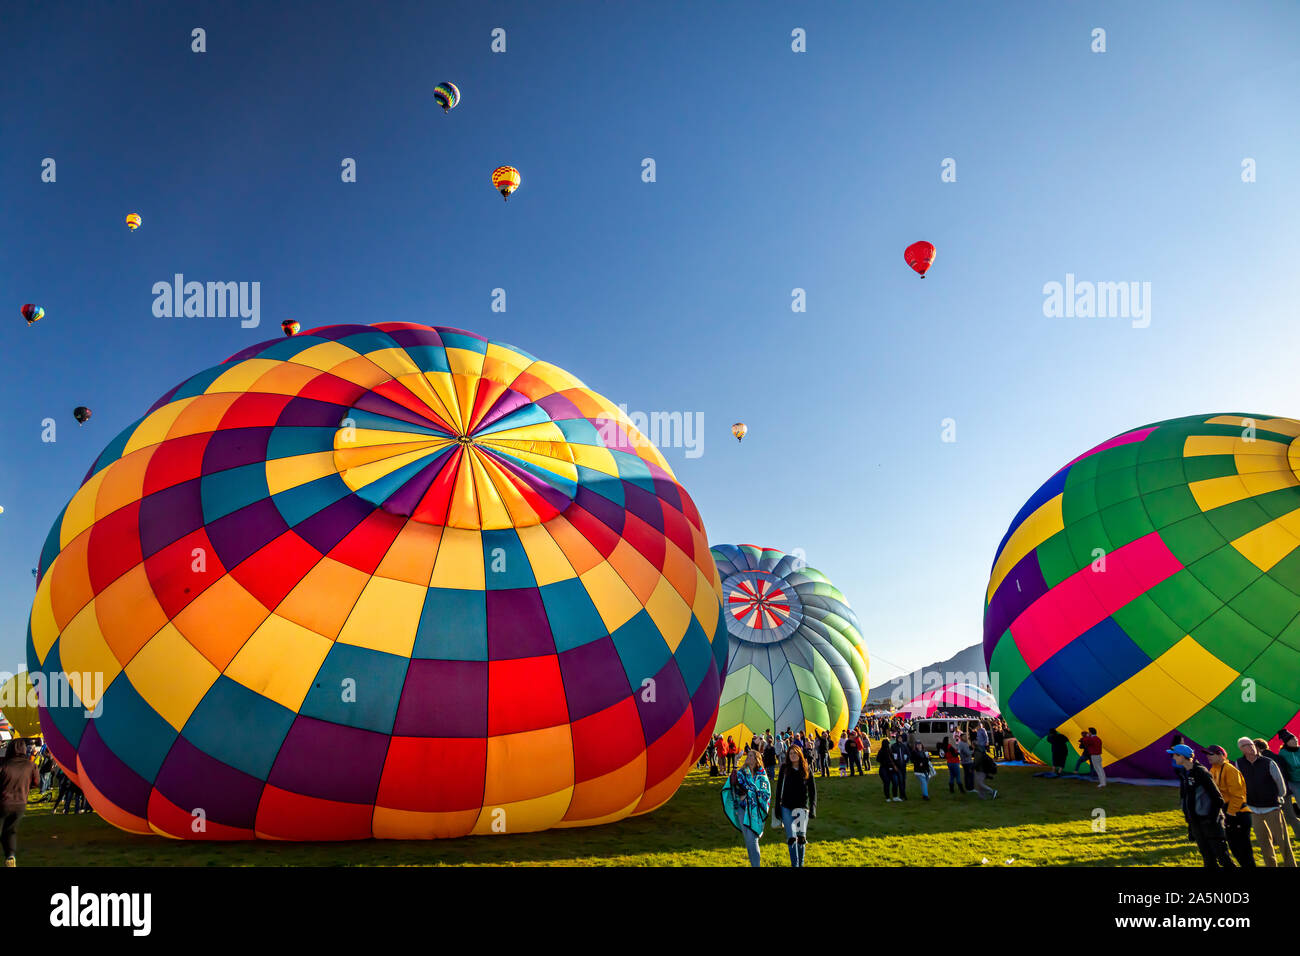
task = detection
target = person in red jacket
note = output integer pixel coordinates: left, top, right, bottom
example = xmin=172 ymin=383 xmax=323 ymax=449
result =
xmin=1085 ymin=728 xmax=1107 ymax=787
xmin=0 ymin=740 xmax=42 ymax=866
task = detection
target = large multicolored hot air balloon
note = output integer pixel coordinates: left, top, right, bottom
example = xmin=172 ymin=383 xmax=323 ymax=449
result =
xmin=896 ymin=682 xmax=1000 ymax=719
xmin=711 ymin=545 xmax=867 ymax=741
xmin=28 ymin=323 xmax=726 ymax=840
xmin=731 ymin=423 xmax=747 ymax=442
xmin=904 ymin=241 xmax=935 ymax=277
xmin=434 ymin=82 xmax=460 ymax=113
xmin=985 ymin=414 xmax=1300 ymax=779
xmin=492 ymin=166 xmax=521 ymax=201
xmin=21 ymin=304 xmax=44 ymax=326
xmin=125 ymin=214 xmax=142 ymax=232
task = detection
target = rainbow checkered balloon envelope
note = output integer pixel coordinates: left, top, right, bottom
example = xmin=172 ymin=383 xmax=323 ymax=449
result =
xmin=28 ymin=323 xmax=726 ymax=839
xmin=711 ymin=545 xmax=867 ymax=742
xmin=985 ymin=414 xmax=1300 ymax=778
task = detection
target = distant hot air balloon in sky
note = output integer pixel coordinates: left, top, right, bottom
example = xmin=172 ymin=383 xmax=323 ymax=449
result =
xmin=73 ymin=406 xmax=92 ymax=426
xmin=731 ymin=423 xmax=748 ymax=442
xmin=904 ymin=241 xmax=935 ymax=277
xmin=434 ymin=82 xmax=460 ymax=112
xmin=125 ymin=214 xmax=142 ymax=232
xmin=21 ymin=304 xmax=43 ymax=326
xmin=282 ymin=319 xmax=301 ymax=337
xmin=492 ymin=165 xmax=521 ymax=201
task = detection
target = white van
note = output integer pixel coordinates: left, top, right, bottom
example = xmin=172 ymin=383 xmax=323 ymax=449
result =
xmin=910 ymin=717 xmax=984 ymax=755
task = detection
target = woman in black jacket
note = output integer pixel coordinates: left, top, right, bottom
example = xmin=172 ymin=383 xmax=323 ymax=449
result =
xmin=773 ymin=746 xmax=817 ymax=866
xmin=876 ymin=739 xmax=900 ymax=802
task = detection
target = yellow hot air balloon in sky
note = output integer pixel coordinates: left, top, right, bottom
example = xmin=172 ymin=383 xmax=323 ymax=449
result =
xmin=0 ymin=671 xmax=40 ymax=737
xmin=732 ymin=422 xmax=748 ymax=442
xmin=125 ymin=213 xmax=142 ymax=231
xmin=492 ymin=165 xmax=521 ymax=201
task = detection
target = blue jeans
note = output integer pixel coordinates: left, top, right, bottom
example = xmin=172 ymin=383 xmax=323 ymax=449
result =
xmin=740 ymin=825 xmax=761 ymax=867
xmin=781 ymin=808 xmax=809 ymax=866
xmin=915 ymin=771 xmax=929 ymax=798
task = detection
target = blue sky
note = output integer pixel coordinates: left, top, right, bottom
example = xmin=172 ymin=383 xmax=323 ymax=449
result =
xmin=3 ymin=0 xmax=1299 ymax=686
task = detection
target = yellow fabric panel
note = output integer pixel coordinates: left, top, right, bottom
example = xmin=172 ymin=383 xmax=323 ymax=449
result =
xmin=450 ymin=366 xmax=486 ymax=429
xmin=59 ymin=470 xmax=107 ymax=549
xmin=56 ymin=602 xmax=123 ymax=712
xmin=172 ymin=575 xmax=269 ymax=671
xmin=1069 ymin=636 xmax=1238 ymax=763
xmin=644 ymin=577 xmax=692 ymax=653
xmin=265 ymin=451 xmax=338 ymax=496
xmin=122 ymin=399 xmax=192 ymax=454
xmin=514 ymin=524 xmax=577 ymax=586
xmin=48 ymin=532 xmax=94 ymax=631
xmin=277 ymin=557 xmax=372 ymax=638
xmin=444 ymin=346 xmax=486 ymax=380
xmin=446 ymin=450 xmax=481 ymax=527
xmin=1231 ymin=515 xmax=1300 ymax=571
xmin=1205 ymin=415 xmax=1300 ymax=438
xmin=284 ymin=340 xmax=362 ymax=372
xmin=568 ymin=442 xmax=620 ymax=476
xmin=124 ymin=623 xmax=219 ymax=731
xmin=539 ymin=516 xmax=604 ymax=576
xmin=337 ymin=428 xmax=448 ymax=451
xmin=1184 ymin=436 xmax=1288 ymax=460
xmin=225 ymin=615 xmax=332 ymax=712
xmin=480 ymin=439 xmax=578 ymax=485
xmin=481 ymin=420 xmax=567 ymax=443
xmin=94 ymin=564 xmax=168 ymax=666
xmin=362 ymin=346 xmax=423 ymax=381
xmin=206 ymin=359 xmax=282 ymax=394
xmin=375 ymin=521 xmax=441 ymax=587
xmin=335 ymin=440 xmax=444 ymax=480
xmin=336 ymin=576 xmax=425 ymax=656
xmin=986 ymin=495 xmax=1064 ymax=603
xmin=1234 ymin=452 xmax=1291 ymax=475
xmin=94 ymin=448 xmax=152 ymax=520
xmin=606 ymin=539 xmax=661 ymax=605
xmin=524 ymin=361 xmax=584 ymax=393
xmin=1240 ymin=469 xmax=1298 ymax=497
xmin=1184 ymin=435 xmax=1245 ymax=457
xmin=580 ymin=561 xmax=643 ymax=633
xmin=243 ymin=361 xmax=322 ymax=397
xmin=466 ymin=451 xmax=514 ymax=529
xmin=28 ymin=572 xmax=58 ymax=664
xmin=165 ymin=392 xmax=239 ymax=441
xmin=415 ymin=371 xmax=463 ymax=431
xmin=479 ymin=724 xmax=574 ymax=807
xmin=481 ymin=345 xmax=533 ymax=386
xmin=326 ymin=354 xmax=393 ymax=389
xmin=692 ymin=568 xmax=721 ymax=640
xmin=480 ymin=463 xmax=545 ymax=529
xmin=429 ymin=527 xmax=485 ymax=589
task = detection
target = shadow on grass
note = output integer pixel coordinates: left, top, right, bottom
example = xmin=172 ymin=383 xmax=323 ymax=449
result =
xmin=16 ymin=766 xmax=1201 ymax=867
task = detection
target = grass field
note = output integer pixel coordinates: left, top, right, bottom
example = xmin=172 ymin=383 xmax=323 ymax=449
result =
xmin=14 ymin=764 xmax=1205 ymax=866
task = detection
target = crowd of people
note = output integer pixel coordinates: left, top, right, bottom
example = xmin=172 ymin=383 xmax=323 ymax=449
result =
xmin=1168 ymin=731 xmax=1300 ymax=867
xmin=711 ymin=713 xmax=1009 ymax=866
xmin=0 ymin=736 xmax=91 ymax=867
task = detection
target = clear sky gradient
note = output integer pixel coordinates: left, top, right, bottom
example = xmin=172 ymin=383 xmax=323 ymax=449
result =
xmin=3 ymin=0 xmax=1299 ymax=685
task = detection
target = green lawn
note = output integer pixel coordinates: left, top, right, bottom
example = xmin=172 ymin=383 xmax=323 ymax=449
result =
xmin=15 ymin=765 xmax=1205 ymax=866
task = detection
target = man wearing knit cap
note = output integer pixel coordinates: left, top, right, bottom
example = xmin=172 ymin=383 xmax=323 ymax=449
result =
xmin=1236 ymin=737 xmax=1296 ymax=867
xmin=1205 ymin=745 xmax=1254 ymax=867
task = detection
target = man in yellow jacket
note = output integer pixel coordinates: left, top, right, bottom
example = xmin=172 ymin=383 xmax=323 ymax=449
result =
xmin=1207 ymin=745 xmax=1254 ymax=867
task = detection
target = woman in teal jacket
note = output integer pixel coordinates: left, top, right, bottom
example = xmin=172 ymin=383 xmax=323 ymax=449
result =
xmin=722 ymin=749 xmax=771 ymax=866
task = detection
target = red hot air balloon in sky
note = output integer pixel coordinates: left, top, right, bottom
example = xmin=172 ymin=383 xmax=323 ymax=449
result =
xmin=904 ymin=241 xmax=936 ymax=278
